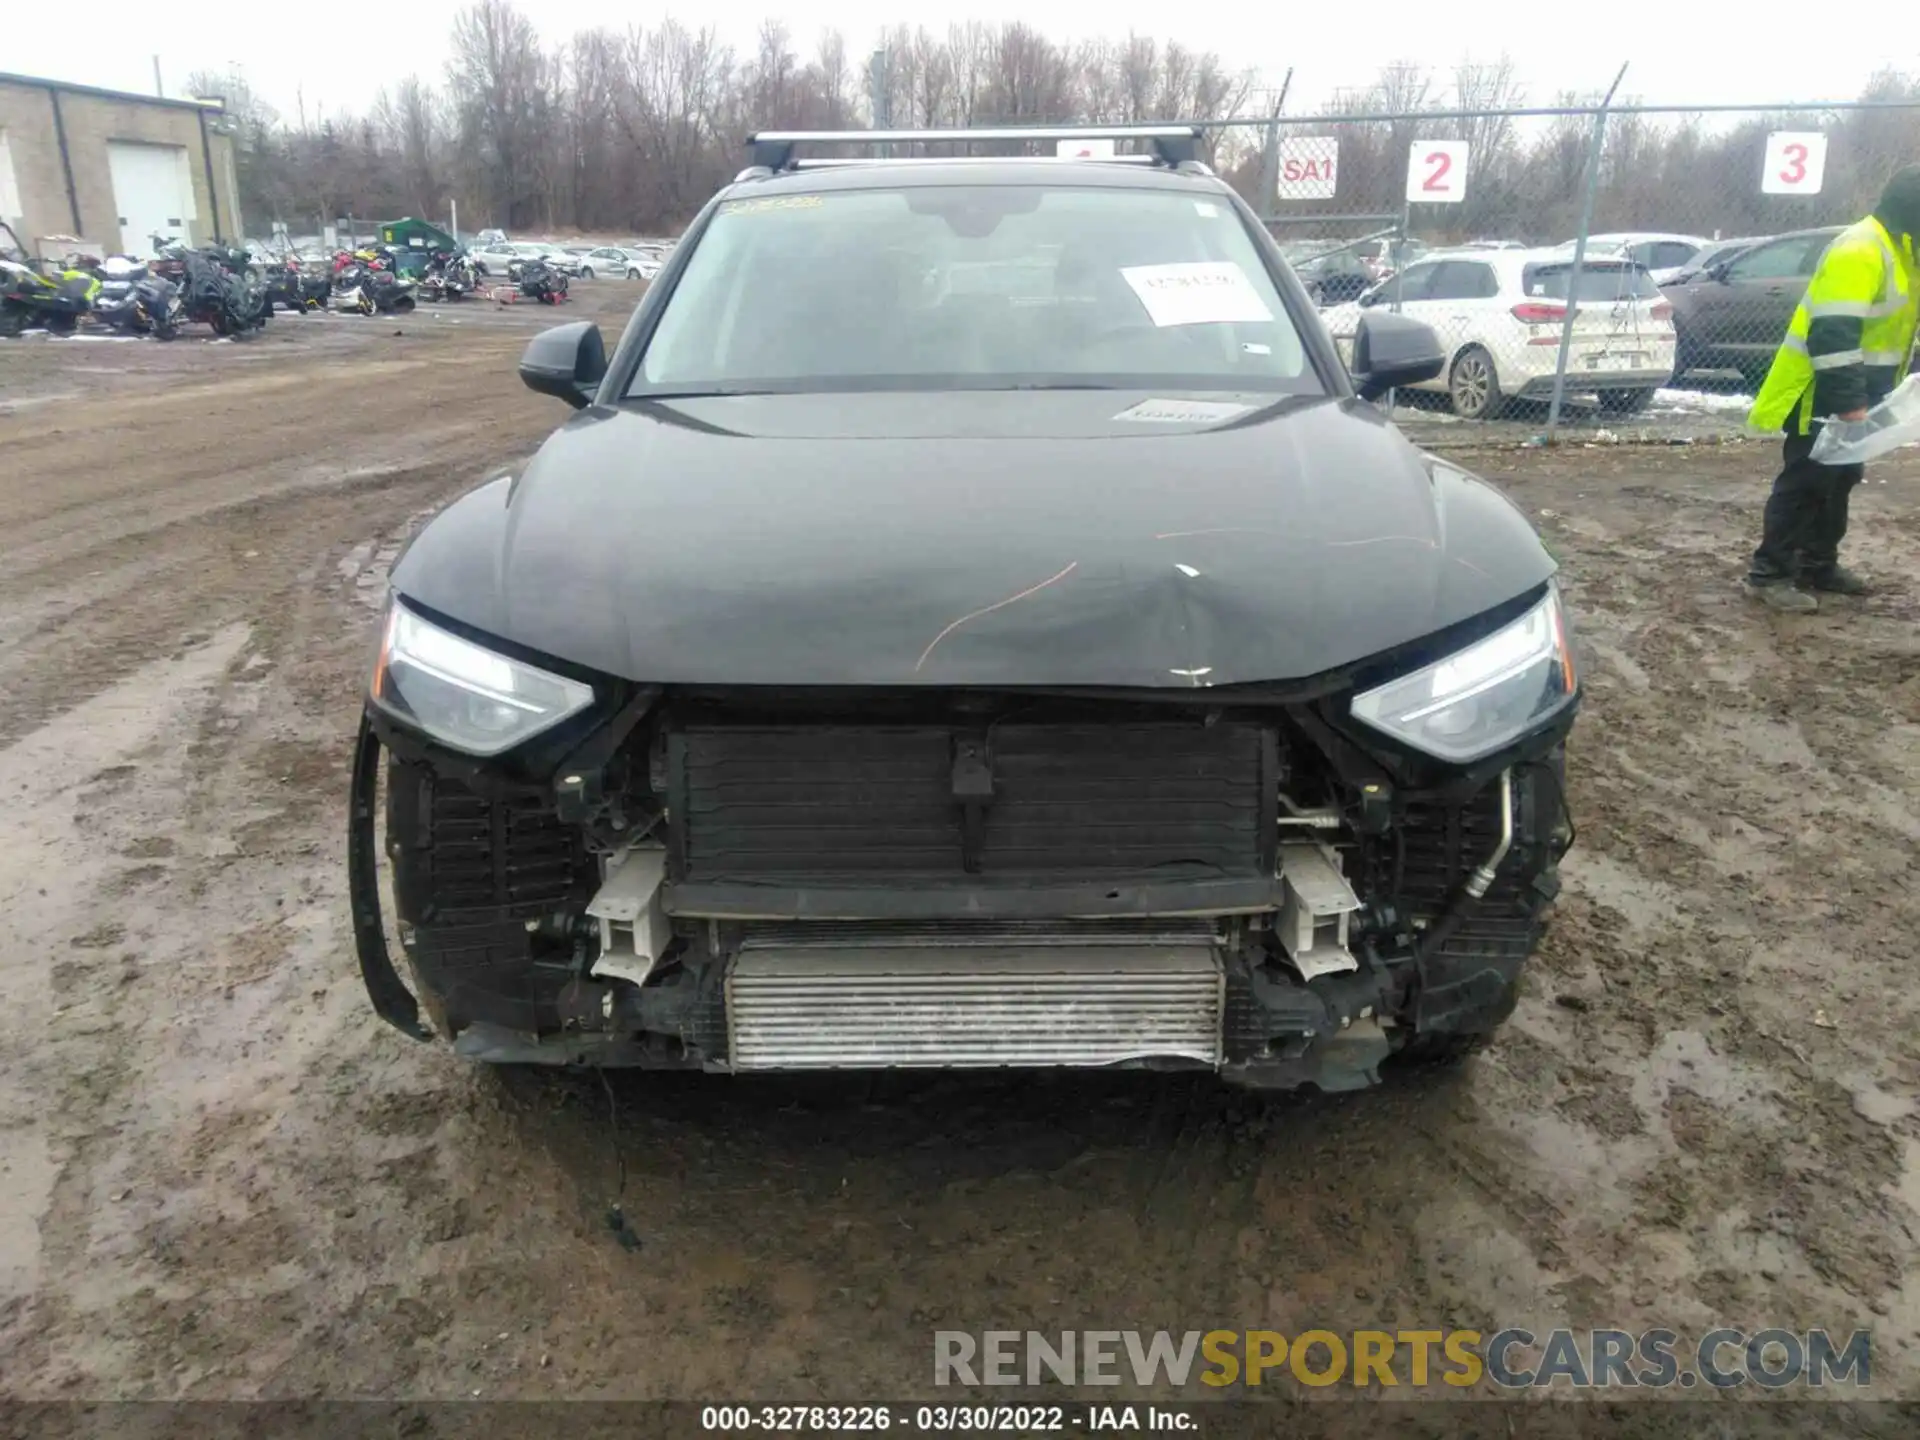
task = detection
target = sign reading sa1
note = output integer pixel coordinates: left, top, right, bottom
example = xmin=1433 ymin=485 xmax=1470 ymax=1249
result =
xmin=1407 ymin=140 xmax=1469 ymax=204
xmin=1276 ymin=136 xmax=1338 ymax=200
xmin=1058 ymin=138 xmax=1116 ymax=159
xmin=1762 ymin=132 xmax=1828 ymax=195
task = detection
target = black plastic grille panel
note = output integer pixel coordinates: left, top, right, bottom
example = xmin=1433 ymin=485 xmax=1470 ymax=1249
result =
xmin=387 ymin=760 xmax=594 ymax=926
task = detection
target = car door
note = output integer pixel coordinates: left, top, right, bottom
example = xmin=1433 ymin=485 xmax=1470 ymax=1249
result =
xmin=1710 ymin=235 xmax=1823 ymax=358
xmin=1331 ymin=263 xmax=1435 ymax=370
xmin=1372 ymin=260 xmax=1459 ymax=392
xmin=1367 ymin=260 xmax=1441 ymax=313
xmin=1419 ymin=260 xmax=1502 ymax=381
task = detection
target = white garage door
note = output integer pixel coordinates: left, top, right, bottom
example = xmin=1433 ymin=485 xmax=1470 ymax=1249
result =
xmin=0 ymin=131 xmax=22 ymax=232
xmin=108 ymin=142 xmax=194 ymax=257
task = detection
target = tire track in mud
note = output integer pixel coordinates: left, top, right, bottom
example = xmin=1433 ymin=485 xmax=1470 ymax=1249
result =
xmin=1495 ymin=448 xmax=1920 ymax=1377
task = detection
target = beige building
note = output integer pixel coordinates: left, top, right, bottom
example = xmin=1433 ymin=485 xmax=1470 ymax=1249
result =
xmin=0 ymin=71 xmax=242 ymax=260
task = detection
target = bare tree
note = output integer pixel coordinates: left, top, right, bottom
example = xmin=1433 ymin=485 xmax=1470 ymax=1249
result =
xmin=446 ymin=0 xmax=550 ymax=228
xmin=219 ymin=19 xmax=1920 ymax=249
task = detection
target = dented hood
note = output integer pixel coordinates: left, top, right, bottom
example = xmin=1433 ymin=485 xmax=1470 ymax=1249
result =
xmin=391 ymin=390 xmax=1555 ymax=689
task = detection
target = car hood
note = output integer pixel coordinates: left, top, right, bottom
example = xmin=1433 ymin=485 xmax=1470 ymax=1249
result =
xmin=391 ymin=390 xmax=1554 ymax=689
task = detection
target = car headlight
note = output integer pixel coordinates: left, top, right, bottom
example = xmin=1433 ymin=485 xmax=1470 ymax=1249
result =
xmin=1350 ymin=587 xmax=1577 ymax=763
xmin=370 ymin=601 xmax=594 ymax=757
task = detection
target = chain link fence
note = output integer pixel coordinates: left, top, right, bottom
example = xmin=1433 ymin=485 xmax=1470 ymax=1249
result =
xmin=1230 ymin=97 xmax=1920 ymax=444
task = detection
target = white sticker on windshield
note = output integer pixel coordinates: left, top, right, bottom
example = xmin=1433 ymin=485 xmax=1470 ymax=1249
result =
xmin=1113 ymin=398 xmax=1252 ymax=424
xmin=1120 ymin=262 xmax=1273 ymax=328
xmin=1194 ymin=201 xmax=1221 ymax=217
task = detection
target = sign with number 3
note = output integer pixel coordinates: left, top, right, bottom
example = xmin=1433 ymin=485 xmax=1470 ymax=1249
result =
xmin=1762 ymin=132 xmax=1827 ymax=195
xmin=1407 ymin=141 xmax=1469 ymax=204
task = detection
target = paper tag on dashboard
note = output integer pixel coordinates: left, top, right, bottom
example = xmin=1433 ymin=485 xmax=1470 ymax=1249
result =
xmin=1119 ymin=262 xmax=1273 ymax=328
xmin=1113 ymin=399 xmax=1252 ymax=424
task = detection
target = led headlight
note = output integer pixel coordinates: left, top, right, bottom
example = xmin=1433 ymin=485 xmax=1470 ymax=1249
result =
xmin=371 ymin=601 xmax=594 ymax=757
xmin=1350 ymin=586 xmax=1577 ymax=763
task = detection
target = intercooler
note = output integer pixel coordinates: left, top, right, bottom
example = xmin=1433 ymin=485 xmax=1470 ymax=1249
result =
xmin=723 ymin=921 xmax=1226 ymax=1070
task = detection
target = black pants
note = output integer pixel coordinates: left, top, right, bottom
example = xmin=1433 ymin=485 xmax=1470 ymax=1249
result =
xmin=1749 ymin=429 xmax=1865 ymax=584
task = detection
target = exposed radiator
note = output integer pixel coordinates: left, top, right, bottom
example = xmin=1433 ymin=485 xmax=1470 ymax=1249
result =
xmin=673 ymin=721 xmax=1272 ymax=882
xmin=725 ymin=924 xmax=1225 ymax=1070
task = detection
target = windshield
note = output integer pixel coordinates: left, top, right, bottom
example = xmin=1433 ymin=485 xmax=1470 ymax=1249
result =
xmin=1522 ymin=262 xmax=1660 ymax=301
xmin=1695 ymin=239 xmax=1755 ymax=270
xmin=632 ymin=185 xmax=1318 ymax=396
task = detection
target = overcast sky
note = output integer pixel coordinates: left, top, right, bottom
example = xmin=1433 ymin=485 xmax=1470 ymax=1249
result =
xmin=12 ymin=1 xmax=1911 ymax=120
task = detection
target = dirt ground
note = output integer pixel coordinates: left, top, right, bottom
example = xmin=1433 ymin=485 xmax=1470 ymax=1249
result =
xmin=0 ymin=287 xmax=1916 ymax=1424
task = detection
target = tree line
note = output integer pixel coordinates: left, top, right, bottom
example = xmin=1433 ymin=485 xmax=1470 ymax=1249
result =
xmin=190 ymin=3 xmax=1920 ymax=247
xmin=192 ymin=1 xmax=1256 ymax=239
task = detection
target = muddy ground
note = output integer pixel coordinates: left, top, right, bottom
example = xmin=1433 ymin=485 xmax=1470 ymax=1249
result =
xmin=0 ymin=287 xmax=1915 ymax=1427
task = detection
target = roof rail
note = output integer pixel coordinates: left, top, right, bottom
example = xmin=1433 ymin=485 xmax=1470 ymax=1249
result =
xmin=744 ymin=125 xmax=1207 ymax=173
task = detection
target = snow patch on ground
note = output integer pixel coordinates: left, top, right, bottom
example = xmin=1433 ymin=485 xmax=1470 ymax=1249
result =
xmin=1654 ymin=387 xmax=1754 ymax=414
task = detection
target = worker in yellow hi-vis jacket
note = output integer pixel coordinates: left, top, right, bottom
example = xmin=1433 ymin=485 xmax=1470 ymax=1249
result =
xmin=1746 ymin=167 xmax=1920 ymax=612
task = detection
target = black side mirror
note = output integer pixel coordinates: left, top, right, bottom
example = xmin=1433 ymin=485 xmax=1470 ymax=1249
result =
xmin=519 ymin=321 xmax=606 ymax=409
xmin=1706 ymin=261 xmax=1733 ymax=284
xmin=1350 ymin=311 xmax=1445 ymax=401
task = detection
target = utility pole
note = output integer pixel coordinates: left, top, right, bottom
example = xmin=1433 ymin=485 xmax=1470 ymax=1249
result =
xmin=1253 ymin=68 xmax=1293 ymax=222
xmin=153 ymin=56 xmax=164 ymax=98
xmin=1545 ymin=62 xmax=1630 ymax=444
xmin=868 ymin=46 xmax=891 ymax=157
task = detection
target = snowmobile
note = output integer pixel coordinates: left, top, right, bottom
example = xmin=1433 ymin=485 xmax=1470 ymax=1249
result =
xmin=0 ymin=233 xmax=101 ymax=338
xmin=332 ymin=256 xmax=418 ymax=315
xmin=91 ymin=256 xmax=184 ymax=339
xmin=263 ymin=259 xmax=330 ymax=313
xmin=510 ymin=255 xmax=568 ymax=305
xmin=419 ymin=250 xmax=477 ymax=302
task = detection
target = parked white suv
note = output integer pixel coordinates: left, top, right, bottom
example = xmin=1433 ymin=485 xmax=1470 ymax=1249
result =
xmin=1323 ymin=248 xmax=1677 ymax=418
xmin=1554 ymin=232 xmax=1708 ymax=284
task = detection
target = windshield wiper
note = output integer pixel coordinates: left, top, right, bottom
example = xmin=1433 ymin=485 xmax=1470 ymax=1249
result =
xmin=628 ymin=387 xmax=776 ymax=401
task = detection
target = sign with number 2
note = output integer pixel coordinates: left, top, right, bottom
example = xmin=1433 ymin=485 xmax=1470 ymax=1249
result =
xmin=1407 ymin=141 xmax=1469 ymax=204
xmin=1762 ymin=132 xmax=1827 ymax=195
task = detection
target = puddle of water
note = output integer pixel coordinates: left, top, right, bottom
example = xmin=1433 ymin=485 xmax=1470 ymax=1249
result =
xmin=1505 ymin=1109 xmax=1656 ymax=1229
xmin=1706 ymin=655 xmax=1756 ymax=688
xmin=1890 ymin=1138 xmax=1920 ymax=1218
xmin=1851 ymin=1081 xmax=1916 ymax=1127
xmin=0 ymin=1131 xmax=56 ymax=1302
xmin=1718 ymin=714 xmax=1819 ymax=770
xmin=336 ymin=540 xmax=375 ymax=581
xmin=0 ymin=389 xmax=84 ymax=415
xmin=1631 ymin=1029 xmax=1783 ymax=1131
xmin=1586 ymin=639 xmax=1652 ymax=694
xmin=1560 ymin=850 xmax=1684 ymax=937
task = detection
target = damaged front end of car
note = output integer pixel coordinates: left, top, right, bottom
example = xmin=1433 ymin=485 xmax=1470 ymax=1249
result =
xmin=349 ymin=584 xmax=1577 ymax=1093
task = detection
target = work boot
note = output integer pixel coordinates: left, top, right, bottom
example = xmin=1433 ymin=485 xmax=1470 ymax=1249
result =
xmin=1745 ymin=578 xmax=1818 ymax=613
xmin=1804 ymin=565 xmax=1872 ymax=595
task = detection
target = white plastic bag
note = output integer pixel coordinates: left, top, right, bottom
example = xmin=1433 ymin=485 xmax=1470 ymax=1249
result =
xmin=1808 ymin=373 xmax=1920 ymax=465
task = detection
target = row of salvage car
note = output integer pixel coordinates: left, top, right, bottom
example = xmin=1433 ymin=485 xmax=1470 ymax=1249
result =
xmin=1297 ymin=227 xmax=1837 ymax=417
